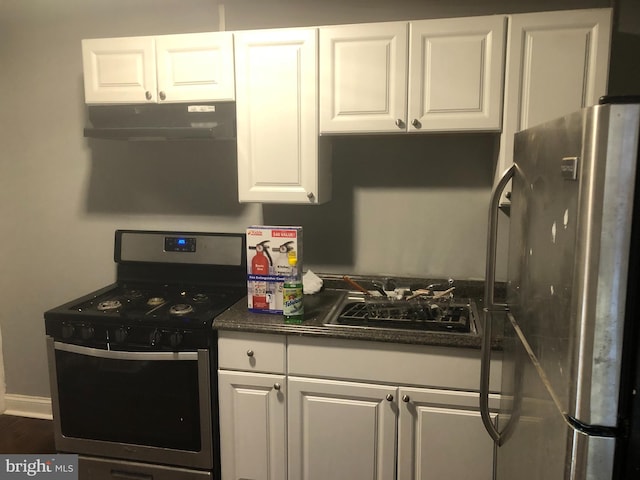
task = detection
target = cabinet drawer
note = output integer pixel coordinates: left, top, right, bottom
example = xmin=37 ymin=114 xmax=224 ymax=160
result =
xmin=288 ymin=336 xmax=502 ymax=392
xmin=79 ymin=456 xmax=212 ymax=479
xmin=218 ymin=331 xmax=286 ymax=374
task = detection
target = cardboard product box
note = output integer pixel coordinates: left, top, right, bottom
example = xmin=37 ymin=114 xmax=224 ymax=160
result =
xmin=246 ymin=226 xmax=303 ymax=314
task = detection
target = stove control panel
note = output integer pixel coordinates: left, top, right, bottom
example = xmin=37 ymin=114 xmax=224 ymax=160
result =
xmin=54 ymin=322 xmax=107 ymax=345
xmin=164 ymin=236 xmax=196 ymax=253
xmin=46 ymin=321 xmax=208 ymax=350
xmin=117 ymin=230 xmax=244 ymax=265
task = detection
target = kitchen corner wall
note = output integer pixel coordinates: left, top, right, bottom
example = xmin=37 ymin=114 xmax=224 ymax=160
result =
xmin=0 ymin=327 xmax=5 ymax=413
xmin=0 ymin=0 xmax=612 ymax=400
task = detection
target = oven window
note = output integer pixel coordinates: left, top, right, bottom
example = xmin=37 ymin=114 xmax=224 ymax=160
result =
xmin=55 ymin=349 xmax=202 ymax=451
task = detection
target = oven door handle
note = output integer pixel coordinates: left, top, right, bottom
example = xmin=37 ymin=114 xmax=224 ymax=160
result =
xmin=53 ymin=341 xmax=198 ymax=361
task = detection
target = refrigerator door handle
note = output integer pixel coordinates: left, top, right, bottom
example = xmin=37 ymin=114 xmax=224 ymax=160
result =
xmin=484 ymin=164 xmax=514 ymax=310
xmin=480 ymin=164 xmax=515 ymax=444
xmin=480 ymin=308 xmax=503 ymax=444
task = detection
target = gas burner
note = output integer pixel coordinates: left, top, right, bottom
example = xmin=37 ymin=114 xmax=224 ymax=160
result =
xmin=97 ymin=300 xmax=122 ymax=311
xmin=192 ymin=293 xmax=209 ymax=303
xmin=147 ymin=297 xmax=165 ymax=306
xmin=125 ymin=290 xmax=144 ymax=299
xmin=169 ymin=304 xmax=194 ymax=316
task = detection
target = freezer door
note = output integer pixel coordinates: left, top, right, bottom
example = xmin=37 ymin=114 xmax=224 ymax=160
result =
xmin=496 ymin=312 xmax=615 ymax=480
xmin=506 ymin=103 xmax=639 ymax=426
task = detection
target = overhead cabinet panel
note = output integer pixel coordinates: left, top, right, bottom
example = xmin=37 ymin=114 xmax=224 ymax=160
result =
xmin=508 ymin=10 xmax=611 ymax=133
xmin=496 ymin=8 xmax=612 ymax=183
xmin=408 ymin=15 xmax=506 ymax=132
xmin=235 ymin=28 xmax=331 ymax=204
xmin=82 ymin=32 xmax=235 ymax=104
xmin=319 ymin=15 xmax=506 ymax=134
xmin=155 ymin=32 xmax=235 ymax=102
xmin=320 ymin=22 xmax=408 ymax=133
xmin=246 ymin=42 xmax=301 ymax=184
xmin=82 ymin=36 xmax=157 ymax=104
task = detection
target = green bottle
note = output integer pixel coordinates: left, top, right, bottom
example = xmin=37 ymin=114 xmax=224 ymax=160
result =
xmin=283 ymin=253 xmax=304 ymax=324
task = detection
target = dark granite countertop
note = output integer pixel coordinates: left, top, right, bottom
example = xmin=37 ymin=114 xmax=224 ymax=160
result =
xmin=213 ymin=275 xmax=504 ymax=350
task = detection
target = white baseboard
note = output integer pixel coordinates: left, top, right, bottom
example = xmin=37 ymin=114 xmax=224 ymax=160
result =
xmin=4 ymin=394 xmax=53 ymax=420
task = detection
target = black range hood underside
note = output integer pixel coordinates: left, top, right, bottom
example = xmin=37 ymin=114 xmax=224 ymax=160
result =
xmin=84 ymin=102 xmax=236 ymax=141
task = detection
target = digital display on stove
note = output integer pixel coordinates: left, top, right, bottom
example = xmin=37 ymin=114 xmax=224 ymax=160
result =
xmin=164 ymin=236 xmax=196 ymax=253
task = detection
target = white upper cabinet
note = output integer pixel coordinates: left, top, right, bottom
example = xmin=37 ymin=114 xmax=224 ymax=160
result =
xmin=320 ymin=15 xmax=506 ymax=134
xmin=155 ymin=33 xmax=235 ymax=102
xmin=82 ymin=36 xmax=156 ymax=104
xmin=497 ymin=8 xmax=612 ymax=178
xmin=235 ymin=28 xmax=331 ymax=204
xmin=320 ymin=22 xmax=408 ymax=134
xmin=408 ymin=16 xmax=506 ymax=132
xmin=82 ymin=32 xmax=235 ymax=104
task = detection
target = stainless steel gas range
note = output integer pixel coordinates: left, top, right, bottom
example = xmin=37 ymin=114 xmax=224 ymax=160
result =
xmin=44 ymin=230 xmax=246 ymax=480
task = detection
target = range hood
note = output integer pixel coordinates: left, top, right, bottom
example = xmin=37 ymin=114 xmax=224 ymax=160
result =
xmin=84 ymin=102 xmax=236 ymax=141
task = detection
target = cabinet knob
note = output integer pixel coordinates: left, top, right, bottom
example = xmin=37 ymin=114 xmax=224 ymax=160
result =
xmin=273 ymin=383 xmax=281 ymax=391
xmin=402 ymin=395 xmax=410 ymax=403
xmin=306 ymin=192 xmax=315 ymax=201
xmin=395 ymin=118 xmax=405 ymax=129
xmin=411 ymin=119 xmax=422 ymax=129
xmin=159 ymin=91 xmax=166 ymax=101
xmin=246 ymin=349 xmax=254 ymax=357
xmin=386 ymin=394 xmax=394 ymax=402
xmin=145 ymin=91 xmax=152 ymax=101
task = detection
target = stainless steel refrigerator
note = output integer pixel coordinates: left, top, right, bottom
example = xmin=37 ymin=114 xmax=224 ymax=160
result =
xmin=480 ymin=97 xmax=640 ymax=479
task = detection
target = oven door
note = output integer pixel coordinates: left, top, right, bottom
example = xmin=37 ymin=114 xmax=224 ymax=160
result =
xmin=46 ymin=337 xmax=214 ymax=470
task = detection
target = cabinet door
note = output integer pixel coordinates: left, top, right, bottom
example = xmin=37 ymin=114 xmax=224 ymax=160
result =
xmin=288 ymin=376 xmax=396 ymax=480
xmin=320 ymin=22 xmax=408 ymax=133
xmin=497 ymin=8 xmax=612 ymax=178
xmin=408 ymin=15 xmax=506 ymax=132
xmin=155 ymin=32 xmax=235 ymax=103
xmin=82 ymin=36 xmax=157 ymax=104
xmin=397 ymin=387 xmax=497 ymax=480
xmin=235 ymin=28 xmax=330 ymax=204
xmin=218 ymin=370 xmax=286 ymax=480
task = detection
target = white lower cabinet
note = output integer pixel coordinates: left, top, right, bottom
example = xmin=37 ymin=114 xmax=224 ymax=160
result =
xmin=218 ymin=332 xmax=287 ymax=480
xmin=397 ymin=387 xmax=497 ymax=480
xmin=287 ymin=377 xmax=397 ymax=480
xmin=218 ymin=332 xmax=500 ymax=480
xmin=218 ymin=371 xmax=286 ymax=480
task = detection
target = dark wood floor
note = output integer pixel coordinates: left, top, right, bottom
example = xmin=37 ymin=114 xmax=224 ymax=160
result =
xmin=0 ymin=414 xmax=56 ymax=454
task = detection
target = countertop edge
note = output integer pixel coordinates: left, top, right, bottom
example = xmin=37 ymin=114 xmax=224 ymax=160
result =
xmin=213 ymin=278 xmax=504 ymax=349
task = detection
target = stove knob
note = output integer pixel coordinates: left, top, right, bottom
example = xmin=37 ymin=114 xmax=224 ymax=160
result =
xmin=114 ymin=327 xmax=128 ymax=343
xmin=61 ymin=323 xmax=75 ymax=339
xmin=80 ymin=325 xmax=95 ymax=341
xmin=169 ymin=331 xmax=184 ymax=348
xmin=150 ymin=329 xmax=163 ymax=347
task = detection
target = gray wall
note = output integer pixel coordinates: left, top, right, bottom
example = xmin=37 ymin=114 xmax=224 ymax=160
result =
xmin=0 ymin=0 xmax=615 ymax=400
